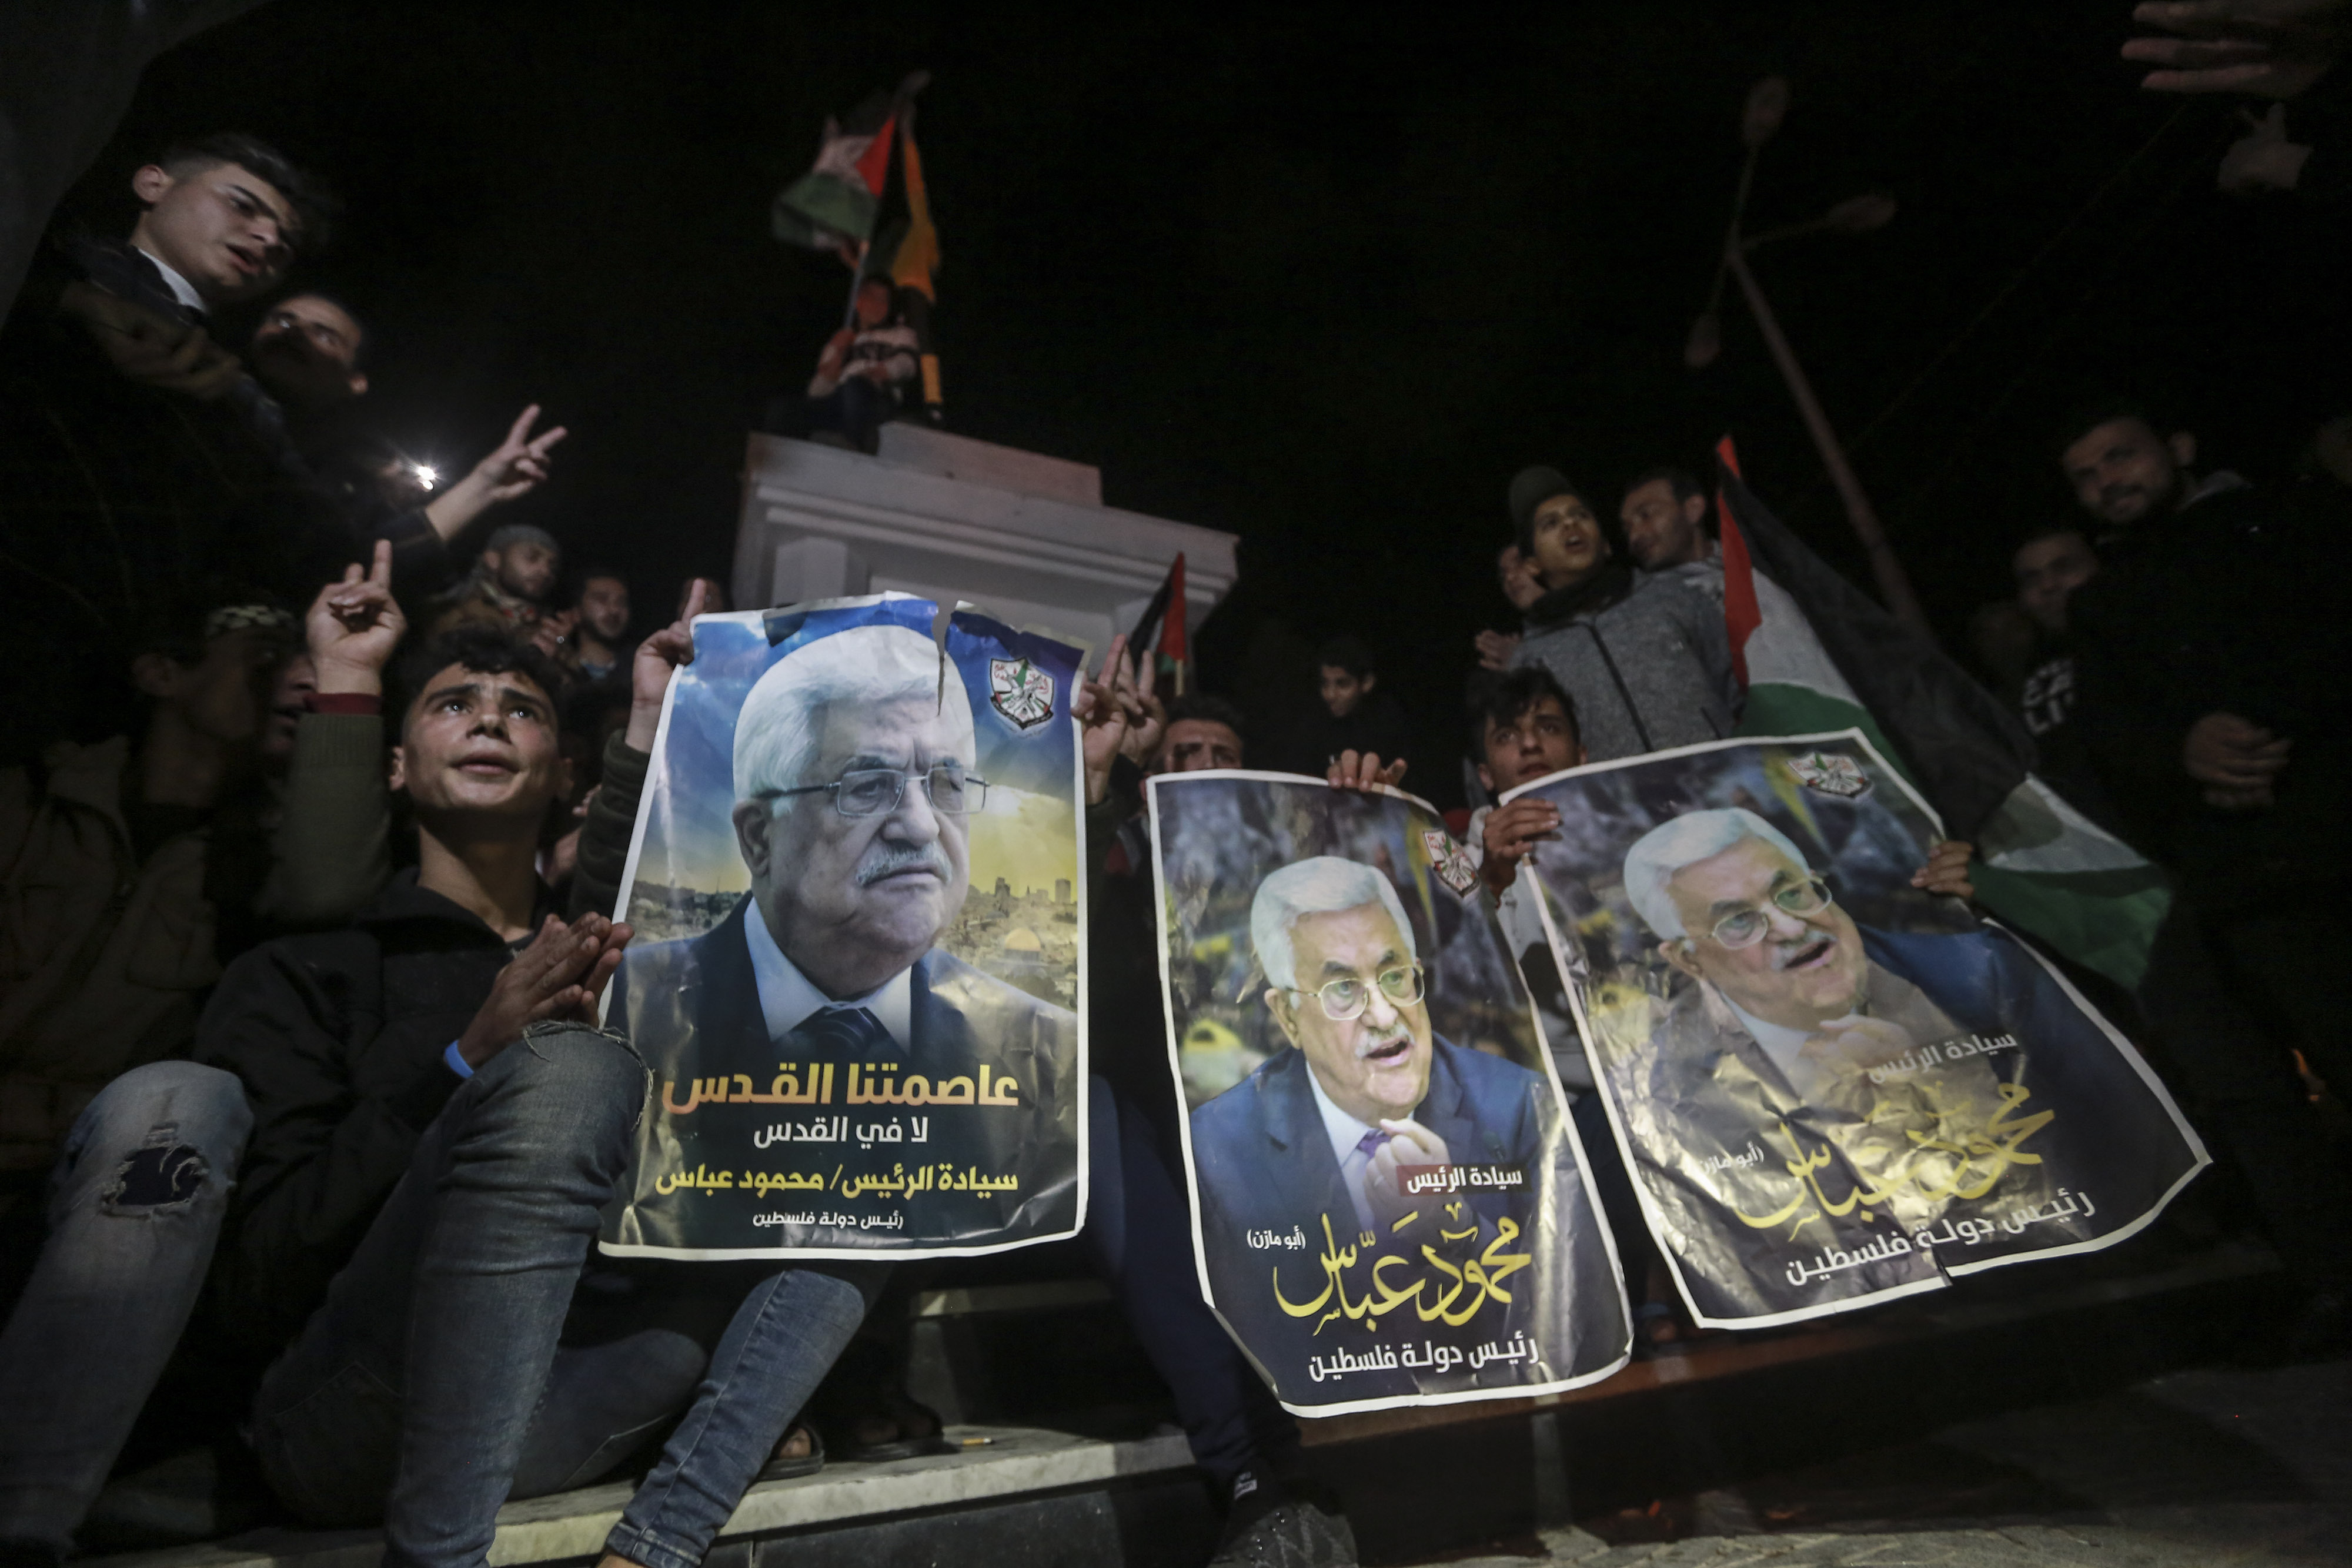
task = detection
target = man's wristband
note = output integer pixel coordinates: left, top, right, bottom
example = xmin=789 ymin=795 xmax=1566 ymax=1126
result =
xmin=306 ymin=691 xmax=382 ymax=716
xmin=443 ymin=1039 xmax=475 ymax=1079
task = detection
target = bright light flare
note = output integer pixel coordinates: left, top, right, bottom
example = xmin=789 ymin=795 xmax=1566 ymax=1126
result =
xmin=412 ymin=463 xmax=439 ymax=491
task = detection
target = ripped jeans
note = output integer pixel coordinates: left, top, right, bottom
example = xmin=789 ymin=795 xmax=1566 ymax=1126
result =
xmin=252 ymin=1024 xmax=878 ymax=1568
xmin=0 ymin=1061 xmax=253 ymax=1554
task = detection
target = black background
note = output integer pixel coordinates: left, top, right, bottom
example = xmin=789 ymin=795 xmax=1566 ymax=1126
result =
xmin=71 ymin=2 xmax=2349 ymax=805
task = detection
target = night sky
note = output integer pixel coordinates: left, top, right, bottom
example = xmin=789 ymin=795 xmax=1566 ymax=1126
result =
xmin=78 ymin=2 xmax=2348 ymax=805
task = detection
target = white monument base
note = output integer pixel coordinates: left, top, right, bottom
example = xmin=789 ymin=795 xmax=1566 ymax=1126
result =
xmin=731 ymin=425 xmax=1235 ymax=655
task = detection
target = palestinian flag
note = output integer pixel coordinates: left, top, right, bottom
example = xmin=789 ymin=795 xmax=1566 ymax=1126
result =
xmin=1714 ymin=438 xmax=2171 ymax=990
xmin=1128 ymin=554 xmax=1188 ymax=696
xmin=771 ymin=73 xmax=927 ymax=250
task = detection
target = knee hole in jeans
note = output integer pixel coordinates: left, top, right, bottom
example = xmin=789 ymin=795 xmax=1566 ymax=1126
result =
xmin=98 ymin=1129 xmax=209 ymax=1215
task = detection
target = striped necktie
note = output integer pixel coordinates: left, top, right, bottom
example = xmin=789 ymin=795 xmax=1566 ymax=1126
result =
xmin=788 ymin=1005 xmax=892 ymax=1059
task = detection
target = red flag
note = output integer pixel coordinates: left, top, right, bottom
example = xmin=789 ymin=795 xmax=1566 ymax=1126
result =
xmin=1715 ymin=435 xmax=1762 ymax=692
xmin=853 ymin=114 xmax=899 ymax=199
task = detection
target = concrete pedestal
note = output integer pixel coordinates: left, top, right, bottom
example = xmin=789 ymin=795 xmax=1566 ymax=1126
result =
xmin=731 ymin=425 xmax=1236 ymax=654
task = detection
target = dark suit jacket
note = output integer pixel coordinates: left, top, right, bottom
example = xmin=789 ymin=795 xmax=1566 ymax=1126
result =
xmin=1189 ymin=1035 xmax=1618 ymax=1405
xmin=1617 ymin=924 xmax=2200 ymax=1322
xmin=602 ymin=897 xmax=1080 ymax=1254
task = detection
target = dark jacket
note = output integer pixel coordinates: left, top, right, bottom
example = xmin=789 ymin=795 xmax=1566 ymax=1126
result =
xmin=0 ymin=714 xmax=393 ymax=1176
xmin=1084 ymin=757 xmax=1178 ymax=1114
xmin=1268 ymin=692 xmax=1414 ymax=778
xmin=230 ymin=447 xmax=457 ymax=614
xmin=574 ymin=733 xmax=650 ymax=925
xmin=1188 ymin=1037 xmax=1599 ymax=1405
xmin=194 ymin=727 xmax=649 ymax=1355
xmin=192 ymin=872 xmax=553 ymax=1355
xmin=2070 ymin=484 xmax=2352 ymax=906
xmin=600 ymin=896 xmax=1080 ymax=1255
xmin=0 ymin=242 xmax=295 ymax=746
xmin=1510 ymin=566 xmax=1739 ymax=761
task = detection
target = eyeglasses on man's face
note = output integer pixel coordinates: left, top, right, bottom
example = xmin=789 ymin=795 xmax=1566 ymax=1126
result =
xmin=763 ymin=765 xmax=987 ymax=819
xmin=1701 ymin=877 xmax=1833 ymax=950
xmin=1286 ymin=962 xmax=1425 ymax=1022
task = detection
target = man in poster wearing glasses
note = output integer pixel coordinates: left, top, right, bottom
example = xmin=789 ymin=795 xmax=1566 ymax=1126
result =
xmin=607 ymin=622 xmax=1078 ymax=1251
xmin=1188 ymin=857 xmax=1571 ymax=1399
xmin=1611 ymin=806 xmax=2193 ymax=1319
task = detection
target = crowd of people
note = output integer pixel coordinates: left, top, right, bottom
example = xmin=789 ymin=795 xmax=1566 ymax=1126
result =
xmin=0 ymin=7 xmax=2347 ymax=1567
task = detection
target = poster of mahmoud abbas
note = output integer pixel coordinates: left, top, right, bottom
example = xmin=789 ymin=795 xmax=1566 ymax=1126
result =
xmin=1151 ymin=771 xmax=1630 ymax=1416
xmin=1508 ymin=731 xmax=2208 ymax=1329
xmin=600 ymin=593 xmax=1085 ymax=1261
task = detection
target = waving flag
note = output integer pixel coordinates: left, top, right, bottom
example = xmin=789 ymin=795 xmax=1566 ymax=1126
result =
xmin=771 ymin=73 xmax=927 ymax=251
xmin=1714 ymin=439 xmax=2170 ymax=989
xmin=886 ymin=118 xmax=939 ymax=300
xmin=1127 ymin=554 xmax=1188 ymax=695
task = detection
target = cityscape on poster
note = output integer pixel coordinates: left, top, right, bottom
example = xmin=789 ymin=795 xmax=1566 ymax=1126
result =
xmin=1150 ymin=769 xmax=1630 ymax=1415
xmin=599 ymin=594 xmax=1088 ymax=1261
xmin=1505 ymin=731 xmax=2209 ymax=1329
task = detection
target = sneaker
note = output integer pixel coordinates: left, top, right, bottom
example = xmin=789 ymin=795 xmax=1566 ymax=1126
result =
xmin=1208 ymin=1483 xmax=1358 ymax=1568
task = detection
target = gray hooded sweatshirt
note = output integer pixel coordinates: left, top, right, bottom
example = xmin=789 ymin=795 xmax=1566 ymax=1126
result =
xmin=1508 ymin=564 xmax=1740 ymax=761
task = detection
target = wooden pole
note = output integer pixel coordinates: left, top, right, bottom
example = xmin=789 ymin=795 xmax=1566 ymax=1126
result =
xmin=1725 ymin=243 xmax=1934 ymax=641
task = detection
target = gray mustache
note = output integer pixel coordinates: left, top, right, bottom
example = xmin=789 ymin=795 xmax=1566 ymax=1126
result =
xmin=1768 ymin=931 xmax=1835 ymax=971
xmin=857 ymin=841 xmax=952 ymax=887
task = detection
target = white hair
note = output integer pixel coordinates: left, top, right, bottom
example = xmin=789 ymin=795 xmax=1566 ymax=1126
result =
xmin=732 ymin=623 xmax=975 ymax=803
xmin=1622 ymin=808 xmax=1812 ymax=940
xmin=1250 ymin=856 xmax=1416 ymax=992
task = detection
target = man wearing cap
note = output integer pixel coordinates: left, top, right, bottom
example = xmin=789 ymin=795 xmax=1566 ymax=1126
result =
xmin=1502 ymin=466 xmax=1739 ymax=761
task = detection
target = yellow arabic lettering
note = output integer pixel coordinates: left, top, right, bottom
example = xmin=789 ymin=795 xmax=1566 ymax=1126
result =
xmin=1908 ymin=1082 xmax=2056 ymax=1201
xmin=1272 ymin=1213 xmax=1344 ymax=1320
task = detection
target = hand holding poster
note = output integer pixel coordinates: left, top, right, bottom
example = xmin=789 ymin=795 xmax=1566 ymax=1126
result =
xmin=1152 ymin=771 xmax=1629 ymax=1415
xmin=601 ymin=594 xmax=1085 ymax=1259
xmin=1508 ymin=733 xmax=2208 ymax=1328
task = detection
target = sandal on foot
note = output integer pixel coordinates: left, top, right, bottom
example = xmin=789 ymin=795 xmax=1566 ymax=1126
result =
xmin=756 ymin=1422 xmax=826 ymax=1482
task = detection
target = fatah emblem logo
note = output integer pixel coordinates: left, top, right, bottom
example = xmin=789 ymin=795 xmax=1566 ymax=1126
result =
xmin=989 ymin=657 xmax=1055 ymax=730
xmin=1424 ymin=829 xmax=1481 ymax=897
xmin=1787 ymin=751 xmax=1871 ymax=800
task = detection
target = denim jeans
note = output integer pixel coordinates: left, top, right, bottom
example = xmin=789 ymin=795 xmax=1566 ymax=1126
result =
xmin=251 ymin=1023 xmax=876 ymax=1568
xmin=1083 ymin=1076 xmax=1299 ymax=1489
xmin=0 ymin=1061 xmax=253 ymax=1554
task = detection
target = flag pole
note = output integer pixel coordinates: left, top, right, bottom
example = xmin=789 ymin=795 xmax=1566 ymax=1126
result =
xmin=839 ymin=239 xmax=871 ymax=333
xmin=1725 ymin=244 xmax=1933 ymax=641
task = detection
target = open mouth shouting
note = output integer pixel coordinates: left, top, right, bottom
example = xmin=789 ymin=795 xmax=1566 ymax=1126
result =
xmin=1770 ymin=931 xmax=1838 ymax=972
xmin=1357 ymin=1024 xmax=1416 ymax=1069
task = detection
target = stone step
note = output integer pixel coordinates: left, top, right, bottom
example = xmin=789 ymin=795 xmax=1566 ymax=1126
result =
xmin=82 ymin=1240 xmax=2283 ymax=1568
xmin=85 ymin=1426 xmax=1211 ymax=1568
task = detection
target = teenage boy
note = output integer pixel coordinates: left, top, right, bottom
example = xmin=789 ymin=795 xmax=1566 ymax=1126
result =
xmin=198 ymin=616 xmax=879 ymax=1568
